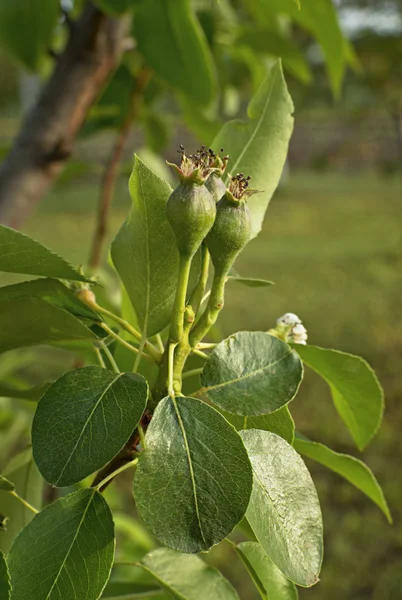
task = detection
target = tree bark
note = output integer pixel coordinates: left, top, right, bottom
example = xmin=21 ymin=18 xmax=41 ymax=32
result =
xmin=0 ymin=3 xmax=128 ymax=228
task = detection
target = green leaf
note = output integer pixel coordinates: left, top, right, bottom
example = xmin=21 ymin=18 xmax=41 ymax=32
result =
xmin=0 ymin=551 xmax=11 ymax=600
xmin=0 ymin=476 xmax=15 ymax=492
xmin=134 ymin=0 xmax=216 ymax=103
xmin=111 ymin=155 xmax=178 ymax=338
xmin=294 ymin=345 xmax=384 ymax=450
xmin=212 ymin=61 xmax=293 ymax=239
xmin=8 ymin=489 xmax=115 ymax=600
xmin=140 ymin=547 xmax=240 ymax=599
xmin=0 ymin=0 xmax=59 ymax=71
xmin=237 ymin=28 xmax=312 ymax=84
xmin=201 ymin=332 xmax=303 ymax=416
xmin=32 ymin=366 xmax=148 ymax=487
xmin=0 ymin=279 xmax=101 ymax=322
xmin=0 ymin=383 xmax=50 ymax=401
xmin=222 ymin=407 xmax=295 ymax=445
xmin=0 ymin=224 xmax=90 ymax=281
xmin=227 ymin=276 xmax=275 ymax=288
xmin=0 ymin=296 xmax=96 ymax=354
xmin=134 ymin=396 xmax=253 ymax=553
xmin=0 ymin=450 xmax=43 ymax=554
xmin=294 ymin=435 xmax=391 ymax=523
xmin=235 ymin=541 xmax=298 ymax=600
xmin=240 ymin=429 xmax=323 ymax=587
xmin=102 ymin=581 xmax=162 ymax=598
xmin=268 ymin=0 xmax=345 ymax=95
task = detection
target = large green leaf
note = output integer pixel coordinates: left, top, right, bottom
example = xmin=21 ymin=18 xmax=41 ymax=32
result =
xmin=212 ymin=61 xmax=293 ymax=239
xmin=8 ymin=489 xmax=115 ymax=600
xmin=133 ymin=0 xmax=216 ymax=103
xmin=237 ymin=28 xmax=312 ymax=84
xmin=0 ymin=279 xmax=101 ymax=322
xmin=0 ymin=296 xmax=96 ymax=354
xmin=32 ymin=366 xmax=148 ymax=487
xmin=0 ymin=551 xmax=11 ymax=600
xmin=111 ymin=156 xmax=178 ymax=338
xmin=140 ymin=547 xmax=240 ymax=599
xmin=0 ymin=0 xmax=59 ymax=71
xmin=294 ymin=435 xmax=391 ymax=523
xmin=294 ymin=345 xmax=383 ymax=450
xmin=222 ymin=407 xmax=295 ymax=445
xmin=0 ymin=224 xmax=90 ymax=281
xmin=267 ymin=0 xmax=345 ymax=95
xmin=201 ymin=332 xmax=303 ymax=416
xmin=0 ymin=450 xmax=43 ymax=554
xmin=240 ymin=430 xmax=323 ymax=587
xmin=235 ymin=541 xmax=298 ymax=600
xmin=134 ymin=395 xmax=253 ymax=553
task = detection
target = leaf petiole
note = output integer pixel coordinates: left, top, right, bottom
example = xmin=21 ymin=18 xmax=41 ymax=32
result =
xmin=10 ymin=491 xmax=39 ymax=515
xmin=95 ymin=458 xmax=139 ymax=491
xmin=100 ymin=323 xmax=154 ymax=364
xmin=99 ymin=340 xmax=120 ymax=374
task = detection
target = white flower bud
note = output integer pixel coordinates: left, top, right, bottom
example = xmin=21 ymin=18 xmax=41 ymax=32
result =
xmin=274 ymin=312 xmax=308 ymax=345
xmin=276 ymin=312 xmax=301 ymax=327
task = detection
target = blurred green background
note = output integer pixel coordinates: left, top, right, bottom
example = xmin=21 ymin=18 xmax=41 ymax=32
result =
xmin=0 ymin=0 xmax=401 ymax=598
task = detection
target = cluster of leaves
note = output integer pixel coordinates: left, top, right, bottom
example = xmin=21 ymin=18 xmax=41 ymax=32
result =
xmin=0 ymin=57 xmax=390 ymax=600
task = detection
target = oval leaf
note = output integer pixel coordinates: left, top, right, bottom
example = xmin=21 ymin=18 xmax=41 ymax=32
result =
xmin=240 ymin=429 xmax=323 ymax=587
xmin=0 ymin=296 xmax=96 ymax=354
xmin=134 ymin=0 xmax=216 ymax=103
xmin=201 ymin=332 xmax=303 ymax=416
xmin=140 ymin=547 xmax=240 ymax=600
xmin=227 ymin=276 xmax=275 ymax=288
xmin=294 ymin=435 xmax=391 ymax=523
xmin=212 ymin=61 xmax=294 ymax=239
xmin=222 ymin=407 xmax=295 ymax=445
xmin=112 ymin=156 xmax=178 ymax=338
xmin=235 ymin=541 xmax=298 ymax=600
xmin=0 ymin=279 xmax=101 ymax=322
xmin=32 ymin=366 xmax=148 ymax=487
xmin=8 ymin=489 xmax=115 ymax=600
xmin=0 ymin=224 xmax=90 ymax=281
xmin=294 ymin=345 xmax=384 ymax=450
xmin=134 ymin=396 xmax=253 ymax=553
xmin=0 ymin=551 xmax=11 ymax=600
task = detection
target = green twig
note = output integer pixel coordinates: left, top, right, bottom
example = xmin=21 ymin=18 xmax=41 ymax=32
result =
xmin=168 ymin=343 xmax=177 ymax=397
xmin=100 ymin=323 xmax=153 ymax=363
xmin=100 ymin=340 xmax=120 ymax=374
xmin=94 ymin=345 xmax=106 ymax=368
xmin=95 ymin=458 xmax=138 ymax=490
xmin=169 ymin=254 xmax=193 ymax=343
xmin=182 ymin=367 xmax=203 ymax=380
xmin=191 ymin=348 xmax=209 ymax=360
xmin=10 ymin=491 xmax=39 ymax=515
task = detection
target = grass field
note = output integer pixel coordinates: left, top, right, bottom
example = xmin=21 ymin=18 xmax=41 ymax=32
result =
xmin=2 ymin=168 xmax=401 ymax=599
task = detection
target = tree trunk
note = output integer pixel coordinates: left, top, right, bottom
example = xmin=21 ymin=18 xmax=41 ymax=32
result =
xmin=0 ymin=3 xmax=128 ymax=228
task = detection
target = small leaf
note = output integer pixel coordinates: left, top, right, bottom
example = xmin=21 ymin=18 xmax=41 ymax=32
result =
xmin=212 ymin=61 xmax=294 ymax=239
xmin=32 ymin=366 xmax=148 ymax=487
xmin=0 ymin=0 xmax=59 ymax=71
xmin=294 ymin=435 xmax=391 ymax=523
xmin=201 ymin=332 xmax=303 ymax=416
xmin=227 ymin=276 xmax=275 ymax=288
xmin=0 ymin=550 xmax=11 ymax=600
xmin=0 ymin=279 xmax=101 ymax=322
xmin=140 ymin=547 xmax=240 ymax=599
xmin=134 ymin=0 xmax=216 ymax=103
xmin=134 ymin=396 xmax=253 ymax=553
xmin=112 ymin=156 xmax=178 ymax=338
xmin=0 ymin=296 xmax=96 ymax=354
xmin=235 ymin=541 xmax=298 ymax=600
xmin=0 ymin=476 xmax=15 ymax=492
xmin=222 ymin=407 xmax=295 ymax=445
xmin=240 ymin=430 xmax=323 ymax=587
xmin=0 ymin=224 xmax=90 ymax=281
xmin=0 ymin=450 xmax=43 ymax=554
xmin=8 ymin=489 xmax=115 ymax=600
xmin=294 ymin=345 xmax=384 ymax=450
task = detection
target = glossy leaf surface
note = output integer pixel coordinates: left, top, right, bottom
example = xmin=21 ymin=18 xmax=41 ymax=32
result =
xmin=0 ymin=551 xmax=11 ymax=600
xmin=223 ymin=407 xmax=295 ymax=445
xmin=8 ymin=489 xmax=115 ymax=600
xmin=295 ymin=345 xmax=383 ymax=450
xmin=134 ymin=396 xmax=252 ymax=553
xmin=241 ymin=430 xmax=323 ymax=587
xmin=201 ymin=332 xmax=303 ymax=416
xmin=33 ymin=366 xmax=148 ymax=486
